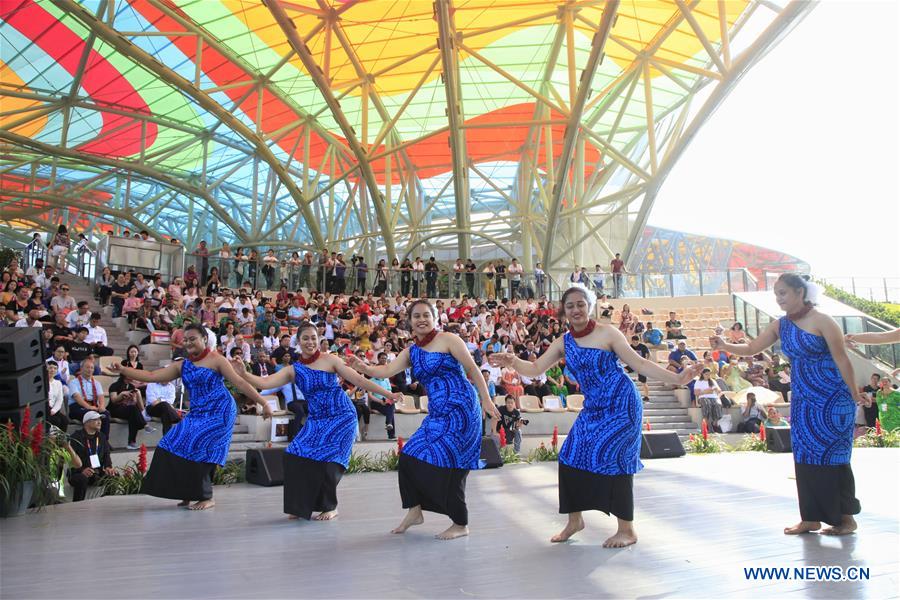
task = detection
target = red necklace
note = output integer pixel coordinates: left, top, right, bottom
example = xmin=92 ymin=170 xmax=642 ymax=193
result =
xmin=569 ymin=319 xmax=596 ymax=338
xmin=415 ymin=328 xmax=439 ymax=347
xmin=188 ymin=347 xmax=212 ymax=362
xmin=299 ymin=350 xmax=320 ymax=365
xmin=786 ymin=303 xmax=813 ymax=322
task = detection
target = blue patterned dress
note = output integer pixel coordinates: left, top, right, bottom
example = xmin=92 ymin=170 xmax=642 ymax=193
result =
xmin=779 ymin=318 xmax=855 ymax=465
xmin=556 ymin=332 xmax=642 ymax=519
xmin=158 ymin=359 xmax=237 ymax=465
xmin=142 ymin=358 xmax=236 ymax=501
xmin=778 ymin=317 xmax=860 ymax=525
xmin=397 ymin=344 xmax=482 ymax=525
xmin=559 ymin=333 xmax=643 ymax=475
xmin=285 ymin=363 xmax=356 ymax=468
xmin=402 ymin=346 xmax=482 ymax=469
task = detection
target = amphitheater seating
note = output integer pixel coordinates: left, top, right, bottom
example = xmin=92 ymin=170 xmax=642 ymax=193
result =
xmin=94 ymin=375 xmax=117 ymax=391
xmin=99 ymin=355 xmax=123 ymax=375
xmin=566 ymin=394 xmax=584 ymax=412
xmin=519 ymin=395 xmax=543 ymax=413
xmin=419 ymin=396 xmax=428 ymax=413
xmin=397 ymin=395 xmax=420 ymax=414
xmin=541 ymin=395 xmax=566 ymax=412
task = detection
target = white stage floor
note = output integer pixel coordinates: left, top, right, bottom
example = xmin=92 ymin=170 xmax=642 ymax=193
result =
xmin=2 ymin=449 xmax=898 ymax=599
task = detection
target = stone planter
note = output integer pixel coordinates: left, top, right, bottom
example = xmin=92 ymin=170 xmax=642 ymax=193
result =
xmin=0 ymin=481 xmax=34 ymax=518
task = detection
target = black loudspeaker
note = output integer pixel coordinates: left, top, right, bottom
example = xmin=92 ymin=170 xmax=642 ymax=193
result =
xmin=0 ymin=362 xmax=48 ymax=409
xmin=0 ymin=328 xmax=43 ymax=371
xmin=766 ymin=427 xmax=792 ymax=453
xmin=640 ymin=431 xmax=685 ymax=459
xmin=245 ymin=448 xmax=285 ymax=486
xmin=0 ymin=398 xmax=47 ymax=429
xmin=480 ymin=436 xmax=503 ymax=469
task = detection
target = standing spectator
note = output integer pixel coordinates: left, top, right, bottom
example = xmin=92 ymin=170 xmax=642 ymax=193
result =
xmin=262 ymin=249 xmax=278 ymax=290
xmin=300 ymin=251 xmax=313 ymax=290
xmin=482 ymin=261 xmax=496 ymax=298
xmin=424 ymin=257 xmax=439 ymax=298
xmin=494 ymin=259 xmax=507 ymax=298
xmin=452 ymin=258 xmax=464 ymax=298
xmin=218 ymin=242 xmax=232 ymax=287
xmin=411 ymin=257 xmax=425 ymax=297
xmin=860 ymin=372 xmax=882 ymax=428
xmin=356 ymin=257 xmax=368 ymax=293
xmin=534 ymin=261 xmax=545 ymax=298
xmin=508 ymin=258 xmax=524 ymax=300
xmin=194 ymin=240 xmax=209 ymax=285
xmin=49 ymin=224 xmax=70 ymax=272
xmin=875 ymin=376 xmax=900 ymax=431
xmin=334 ymin=253 xmax=347 ymax=293
xmin=68 ymin=411 xmax=114 ymax=502
xmin=627 ymin=335 xmax=651 ymax=401
xmin=695 ymin=368 xmax=723 ymax=431
xmin=247 ymin=249 xmax=259 ymax=287
xmin=592 ymin=264 xmax=606 ymax=294
xmin=665 ymin=311 xmax=686 ymax=339
xmin=389 ymin=258 xmax=401 ymax=295
xmin=610 ymin=252 xmax=626 ymax=298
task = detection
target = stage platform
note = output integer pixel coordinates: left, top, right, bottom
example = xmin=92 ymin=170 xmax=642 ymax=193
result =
xmin=2 ymin=450 xmax=898 ymax=599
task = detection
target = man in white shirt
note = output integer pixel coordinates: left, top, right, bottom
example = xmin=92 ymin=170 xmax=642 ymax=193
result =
xmin=225 ymin=335 xmax=251 ymax=363
xmin=507 ymin=258 xmax=524 ymax=300
xmin=145 ymin=380 xmax=181 ymax=433
xmin=84 ymin=312 xmax=114 ymax=356
xmin=50 ymin=285 xmax=77 ymax=315
xmin=15 ymin=308 xmax=43 ymax=328
xmin=66 ymin=301 xmax=92 ymax=328
xmin=45 ymin=361 xmax=69 ymax=431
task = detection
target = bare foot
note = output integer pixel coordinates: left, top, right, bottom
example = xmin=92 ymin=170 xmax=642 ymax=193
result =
xmin=287 ymin=515 xmax=300 ymax=520
xmin=314 ymin=510 xmax=339 ymax=521
xmin=188 ymin=499 xmax=215 ymax=511
xmin=435 ymin=524 xmax=469 ymax=540
xmin=821 ymin=516 xmax=857 ymax=536
xmin=177 ymin=500 xmax=190 ymax=508
xmin=603 ymin=529 xmax=638 ymax=548
xmin=551 ymin=514 xmax=585 ymax=543
xmin=391 ymin=507 xmax=424 ymax=534
xmin=784 ymin=520 xmax=821 ymax=535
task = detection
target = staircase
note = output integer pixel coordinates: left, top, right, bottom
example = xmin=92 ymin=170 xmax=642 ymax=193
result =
xmin=630 ymin=375 xmax=698 ymax=437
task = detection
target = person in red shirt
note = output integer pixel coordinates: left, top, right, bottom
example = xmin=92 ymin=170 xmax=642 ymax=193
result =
xmin=610 ymin=253 xmax=627 ymax=299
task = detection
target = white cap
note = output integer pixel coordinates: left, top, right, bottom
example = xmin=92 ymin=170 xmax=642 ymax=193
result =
xmin=82 ymin=411 xmax=102 ymax=423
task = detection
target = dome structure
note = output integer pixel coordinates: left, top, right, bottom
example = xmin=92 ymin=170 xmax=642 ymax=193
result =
xmin=1 ymin=0 xmax=812 ymax=274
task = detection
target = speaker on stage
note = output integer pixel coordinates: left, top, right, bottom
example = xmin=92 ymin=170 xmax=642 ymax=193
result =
xmin=245 ymin=447 xmax=285 ymax=486
xmin=0 ymin=398 xmax=46 ymax=429
xmin=480 ymin=436 xmax=503 ymax=468
xmin=640 ymin=431 xmax=685 ymax=459
xmin=0 ymin=327 xmax=43 ymax=372
xmin=766 ymin=427 xmax=792 ymax=453
xmin=0 ymin=362 xmax=47 ymax=410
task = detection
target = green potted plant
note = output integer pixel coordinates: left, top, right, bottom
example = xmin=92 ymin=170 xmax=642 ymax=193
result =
xmin=0 ymin=408 xmax=72 ymax=517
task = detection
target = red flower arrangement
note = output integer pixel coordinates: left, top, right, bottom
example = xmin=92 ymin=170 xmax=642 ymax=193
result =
xmin=138 ymin=444 xmax=148 ymax=474
xmin=19 ymin=406 xmax=31 ymax=442
xmin=875 ymin=418 xmax=883 ymax=436
xmin=646 ymin=421 xmax=651 ymax=431
xmin=30 ymin=423 xmax=43 ymax=457
xmin=701 ymin=418 xmax=709 ymax=440
xmin=397 ymin=436 xmax=404 ymax=453
xmin=759 ymin=423 xmax=766 ymax=442
xmin=498 ymin=427 xmax=507 ymax=448
xmin=551 ymin=425 xmax=558 ymax=449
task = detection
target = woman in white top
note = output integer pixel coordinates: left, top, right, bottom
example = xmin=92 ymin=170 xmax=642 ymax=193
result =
xmin=219 ymin=243 xmax=232 ymax=287
xmin=263 ymin=324 xmax=280 ymax=353
xmin=694 ymin=368 xmax=723 ymax=431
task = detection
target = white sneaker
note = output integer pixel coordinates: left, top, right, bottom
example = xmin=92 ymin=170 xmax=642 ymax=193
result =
xmin=144 ymin=426 xmax=156 ymax=433
xmin=126 ymin=443 xmax=139 ymax=450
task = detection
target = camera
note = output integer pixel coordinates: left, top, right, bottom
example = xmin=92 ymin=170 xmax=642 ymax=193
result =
xmin=517 ymin=418 xmax=529 ymax=426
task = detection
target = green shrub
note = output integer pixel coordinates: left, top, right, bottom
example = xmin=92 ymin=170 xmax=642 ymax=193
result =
xmin=500 ymin=446 xmax=523 ymax=464
xmin=212 ymin=459 xmax=246 ymax=485
xmin=853 ymin=427 xmax=900 ymax=448
xmin=685 ymin=433 xmax=729 ymax=454
xmin=527 ymin=442 xmax=559 ymax=462
xmin=819 ymin=282 xmax=900 ymax=326
xmin=734 ymin=433 xmax=767 ymax=452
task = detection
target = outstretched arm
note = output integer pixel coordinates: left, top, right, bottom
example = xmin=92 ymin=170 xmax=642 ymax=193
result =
xmin=330 ymin=356 xmax=402 ymax=403
xmin=234 ymin=361 xmax=293 ymax=390
xmin=346 ymin=347 xmax=410 ymax=378
xmin=845 ymin=327 xmax=900 ymax=346
xmin=489 ymin=336 xmax=564 ymax=378
xmin=108 ymin=361 xmax=183 ymax=384
xmin=710 ymin=319 xmax=780 ymax=357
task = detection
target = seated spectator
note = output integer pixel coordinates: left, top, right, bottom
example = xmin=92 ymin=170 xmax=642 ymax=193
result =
xmin=45 ymin=361 xmax=69 ymax=431
xmin=270 ymin=334 xmax=297 ymax=365
xmin=667 ymin=341 xmax=697 ymax=373
xmin=109 ymin=273 xmax=133 ymax=318
xmin=145 ymin=379 xmax=182 ymax=434
xmin=876 ymin=376 xmax=900 ymax=432
xmin=68 ymin=411 xmax=115 ymax=502
xmin=66 ymin=328 xmax=97 ymax=375
xmin=501 ymin=366 xmax=525 ymax=402
xmin=694 ymin=369 xmax=723 ymax=431
xmin=546 ymin=362 xmax=567 ymax=399
xmin=721 ymin=356 xmax=751 ymax=392
xmin=108 ymin=375 xmax=148 ymax=450
xmin=642 ymin=322 xmax=664 ymax=346
xmin=496 ymin=395 xmax=525 ymax=453
xmin=597 ymin=294 xmax=613 ymax=319
xmin=737 ymin=392 xmax=765 ymax=433
xmin=743 ymin=355 xmax=768 ymax=387
xmin=251 ymin=351 xmax=273 ymax=377
xmin=665 ymin=311 xmax=686 ymax=339
xmin=84 ymin=312 xmax=114 ymax=357
xmin=50 ymin=282 xmax=77 ymax=315
xmin=618 ymin=303 xmax=636 ymax=337
xmin=68 ymin=357 xmax=111 ymax=438
xmin=522 ymin=353 xmax=552 ymax=398
xmin=626 ymin=335 xmax=651 ymax=401
xmin=764 ymin=405 xmax=788 ymax=428
xmin=481 ymin=369 xmax=496 ymax=399
xmin=767 ymin=366 xmax=790 ymax=402
xmin=14 ymin=308 xmax=43 ymax=328
xmin=367 ymin=354 xmax=396 ymax=439
xmin=122 ymin=288 xmax=143 ymax=325
xmin=727 ymin=322 xmax=747 ymax=344
xmin=65 ymin=300 xmax=92 ymax=328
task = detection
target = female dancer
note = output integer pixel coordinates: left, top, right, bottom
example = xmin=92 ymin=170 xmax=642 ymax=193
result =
xmin=238 ymin=323 xmax=401 ymax=520
xmin=491 ymin=285 xmax=699 ymax=547
xmin=347 ymin=300 xmax=500 ymax=540
xmin=711 ymin=273 xmax=868 ymax=535
xmin=109 ymin=323 xmax=271 ymax=510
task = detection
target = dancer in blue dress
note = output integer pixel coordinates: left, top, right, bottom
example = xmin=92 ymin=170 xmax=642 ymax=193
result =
xmin=711 ymin=273 xmax=868 ymax=535
xmin=239 ymin=323 xmax=400 ymax=520
xmin=491 ymin=286 xmax=699 ymax=547
xmin=347 ymin=300 xmax=500 ymax=540
xmin=110 ymin=323 xmax=271 ymax=510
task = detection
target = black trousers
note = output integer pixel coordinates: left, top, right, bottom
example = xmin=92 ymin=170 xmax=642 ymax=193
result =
xmin=466 ymin=274 xmax=475 ymax=297
xmin=355 ymin=402 xmax=370 ymax=424
xmin=47 ymin=410 xmax=70 ymax=431
xmin=69 ymin=470 xmax=101 ymax=502
xmin=287 ymin=400 xmax=308 ymax=440
xmin=525 ymin=383 xmax=551 ymax=398
xmin=147 ymin=402 xmax=182 ymax=434
xmin=108 ymin=402 xmax=146 ymax=444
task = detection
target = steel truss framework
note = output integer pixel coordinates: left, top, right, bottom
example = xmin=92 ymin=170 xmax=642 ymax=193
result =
xmin=1 ymin=0 xmax=813 ymax=269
